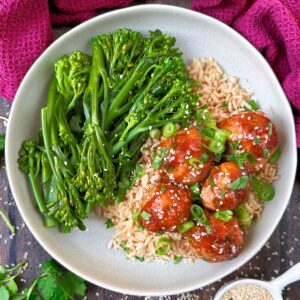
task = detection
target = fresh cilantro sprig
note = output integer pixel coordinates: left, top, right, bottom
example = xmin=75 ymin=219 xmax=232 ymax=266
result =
xmin=0 ymin=259 xmax=87 ymax=300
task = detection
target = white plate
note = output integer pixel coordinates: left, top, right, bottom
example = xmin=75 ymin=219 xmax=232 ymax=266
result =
xmin=6 ymin=4 xmax=297 ymax=296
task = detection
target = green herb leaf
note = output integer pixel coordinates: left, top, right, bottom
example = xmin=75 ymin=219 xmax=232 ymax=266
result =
xmin=120 ymin=240 xmax=130 ymax=254
xmin=135 ymin=256 xmax=144 ymax=262
xmin=214 ymin=210 xmax=233 ymax=222
xmin=248 ymin=100 xmax=260 ymax=111
xmin=140 ymin=211 xmax=151 ymax=221
xmin=230 ymin=141 xmax=239 ymax=151
xmin=173 ymin=256 xmax=183 ymax=264
xmin=269 ymin=148 xmax=281 ymax=164
xmin=230 ymin=175 xmax=249 ymax=190
xmin=105 ymin=219 xmax=114 ymax=229
xmin=263 ymin=149 xmax=270 ymax=157
xmin=254 ymin=137 xmax=261 ymax=145
xmin=152 ymin=147 xmax=168 ymax=170
xmin=225 ymin=152 xmax=249 ymax=168
xmin=0 ymin=286 xmax=9 ymax=300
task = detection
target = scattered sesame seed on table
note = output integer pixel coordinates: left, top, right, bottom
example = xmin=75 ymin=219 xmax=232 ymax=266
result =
xmin=0 ymin=1 xmax=300 ymax=299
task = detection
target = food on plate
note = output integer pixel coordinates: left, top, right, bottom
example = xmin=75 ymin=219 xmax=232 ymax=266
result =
xmin=157 ymin=127 xmax=214 ymax=185
xmin=186 ymin=215 xmax=244 ymax=262
xmin=201 ymin=161 xmax=250 ymax=211
xmin=18 ymin=29 xmax=281 ymax=263
xmin=139 ymin=182 xmax=192 ymax=232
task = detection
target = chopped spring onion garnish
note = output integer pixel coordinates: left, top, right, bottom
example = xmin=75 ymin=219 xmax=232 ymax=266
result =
xmin=248 ymin=100 xmax=260 ymax=111
xmin=267 ymin=123 xmax=273 ymax=135
xmin=195 ymin=104 xmax=210 ymax=123
xmin=234 ymin=203 xmax=252 ymax=228
xmin=152 ymin=147 xmax=168 ymax=170
xmin=120 ymin=240 xmax=130 ymax=254
xmin=269 ymin=148 xmax=281 ymax=163
xmin=214 ymin=210 xmax=233 ymax=222
xmin=140 ymin=211 xmax=151 ymax=221
xmin=214 ymin=153 xmax=223 ymax=163
xmin=189 ymin=182 xmax=200 ymax=197
xmin=178 ymin=220 xmax=195 ymax=234
xmin=209 ymin=139 xmax=225 ymax=154
xmin=149 ymin=128 xmax=161 ymax=139
xmin=132 ymin=211 xmax=144 ymax=230
xmin=173 ymin=255 xmax=183 ymax=264
xmin=230 ymin=175 xmax=249 ymax=190
xmin=105 ymin=219 xmax=114 ymax=229
xmin=135 ymin=256 xmax=144 ymax=262
xmin=155 ymin=237 xmax=172 ymax=256
xmin=263 ymin=148 xmax=270 ymax=157
xmin=191 ymin=204 xmax=208 ymax=225
xmin=254 ymin=137 xmax=261 ymax=145
xmin=0 ymin=209 xmax=15 ymax=234
xmin=162 ymin=122 xmax=177 ymax=138
xmin=225 ymin=152 xmax=249 ymax=167
xmin=251 ymin=176 xmax=275 ymax=201
xmin=230 ymin=141 xmax=239 ymax=150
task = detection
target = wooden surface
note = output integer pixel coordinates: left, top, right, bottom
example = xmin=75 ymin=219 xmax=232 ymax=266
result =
xmin=1 ymin=1 xmax=300 ymax=299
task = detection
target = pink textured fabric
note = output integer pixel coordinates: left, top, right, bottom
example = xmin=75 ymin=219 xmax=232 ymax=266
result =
xmin=192 ymin=0 xmax=300 ymax=146
xmin=0 ymin=0 xmax=132 ymax=101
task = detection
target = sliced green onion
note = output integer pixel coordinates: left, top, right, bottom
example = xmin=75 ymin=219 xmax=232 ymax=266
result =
xmin=230 ymin=141 xmax=239 ymax=151
xmin=209 ymin=140 xmax=226 ymax=154
xmin=132 ymin=211 xmax=144 ymax=230
xmin=140 ymin=211 xmax=151 ymax=221
xmin=178 ymin=220 xmax=195 ymax=234
xmin=248 ymin=99 xmax=260 ymax=111
xmin=254 ymin=137 xmax=261 ymax=145
xmin=191 ymin=204 xmax=208 ymax=225
xmin=135 ymin=256 xmax=144 ymax=262
xmin=149 ymin=128 xmax=161 ymax=139
xmin=234 ymin=203 xmax=252 ymax=228
xmin=189 ymin=183 xmax=200 ymax=196
xmin=120 ymin=240 xmax=130 ymax=254
xmin=269 ymin=148 xmax=281 ymax=164
xmin=195 ymin=106 xmax=211 ymax=123
xmin=214 ymin=153 xmax=223 ymax=163
xmin=173 ymin=255 xmax=183 ymax=264
xmin=105 ymin=218 xmax=114 ymax=229
xmin=155 ymin=237 xmax=172 ymax=256
xmin=263 ymin=148 xmax=270 ymax=157
xmin=251 ymin=176 xmax=275 ymax=201
xmin=230 ymin=175 xmax=249 ymax=190
xmin=152 ymin=147 xmax=168 ymax=170
xmin=201 ymin=126 xmax=216 ymax=139
xmin=214 ymin=129 xmax=230 ymax=143
xmin=162 ymin=122 xmax=177 ymax=138
xmin=214 ymin=210 xmax=233 ymax=222
xmin=267 ymin=123 xmax=273 ymax=135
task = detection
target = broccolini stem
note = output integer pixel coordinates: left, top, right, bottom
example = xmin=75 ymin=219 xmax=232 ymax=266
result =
xmin=28 ymin=171 xmax=47 ymax=214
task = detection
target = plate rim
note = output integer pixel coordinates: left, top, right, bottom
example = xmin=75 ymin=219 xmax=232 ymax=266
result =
xmin=6 ymin=4 xmax=297 ymax=296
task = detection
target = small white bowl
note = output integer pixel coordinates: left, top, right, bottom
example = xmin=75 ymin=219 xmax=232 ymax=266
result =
xmin=6 ymin=4 xmax=297 ymax=296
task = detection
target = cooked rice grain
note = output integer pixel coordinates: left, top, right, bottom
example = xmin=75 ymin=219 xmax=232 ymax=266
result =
xmin=102 ymin=57 xmax=278 ymax=262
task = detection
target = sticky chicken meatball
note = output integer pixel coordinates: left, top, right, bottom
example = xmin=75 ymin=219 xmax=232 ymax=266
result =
xmin=157 ymin=127 xmax=213 ymax=185
xmin=219 ymin=111 xmax=279 ymax=173
xmin=185 ymin=216 xmax=244 ymax=262
xmin=139 ymin=183 xmax=192 ymax=232
xmin=201 ymin=162 xmax=249 ymax=211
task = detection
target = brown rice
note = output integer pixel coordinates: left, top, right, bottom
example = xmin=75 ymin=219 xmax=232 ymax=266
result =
xmin=102 ymin=57 xmax=278 ymax=262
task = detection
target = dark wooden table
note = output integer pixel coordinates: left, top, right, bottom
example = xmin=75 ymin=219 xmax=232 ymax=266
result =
xmin=1 ymin=1 xmax=299 ymax=299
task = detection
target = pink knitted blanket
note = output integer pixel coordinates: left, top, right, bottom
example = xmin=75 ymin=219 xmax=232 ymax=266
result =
xmin=1 ymin=0 xmax=299 ymax=145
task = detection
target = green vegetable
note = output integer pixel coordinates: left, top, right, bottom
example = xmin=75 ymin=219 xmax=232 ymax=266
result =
xmin=267 ymin=123 xmax=273 ymax=135
xmin=214 ymin=210 xmax=233 ymax=222
xmin=162 ymin=122 xmax=177 ymax=138
xmin=105 ymin=219 xmax=114 ymax=229
xmin=18 ymin=29 xmax=199 ymax=231
xmin=152 ymin=147 xmax=168 ymax=170
xmin=120 ymin=240 xmax=130 ymax=254
xmin=132 ymin=211 xmax=144 ymax=230
xmin=263 ymin=148 xmax=270 ymax=157
xmin=254 ymin=137 xmax=261 ymax=145
xmin=230 ymin=141 xmax=239 ymax=151
xmin=140 ymin=211 xmax=151 ymax=221
xmin=191 ymin=204 xmax=211 ymax=233
xmin=0 ymin=259 xmax=86 ymax=300
xmin=195 ymin=104 xmax=210 ymax=123
xmin=135 ymin=256 xmax=144 ymax=262
xmin=251 ymin=176 xmax=275 ymax=201
xmin=189 ymin=183 xmax=200 ymax=200
xmin=178 ymin=220 xmax=194 ymax=234
xmin=269 ymin=148 xmax=281 ymax=163
xmin=230 ymin=175 xmax=249 ymax=190
xmin=0 ymin=209 xmax=15 ymax=234
xmin=225 ymin=152 xmax=249 ymax=167
xmin=173 ymin=256 xmax=183 ymax=264
xmin=155 ymin=237 xmax=172 ymax=255
xmin=234 ymin=203 xmax=252 ymax=228
xmin=149 ymin=128 xmax=161 ymax=139
xmin=248 ymin=100 xmax=260 ymax=111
